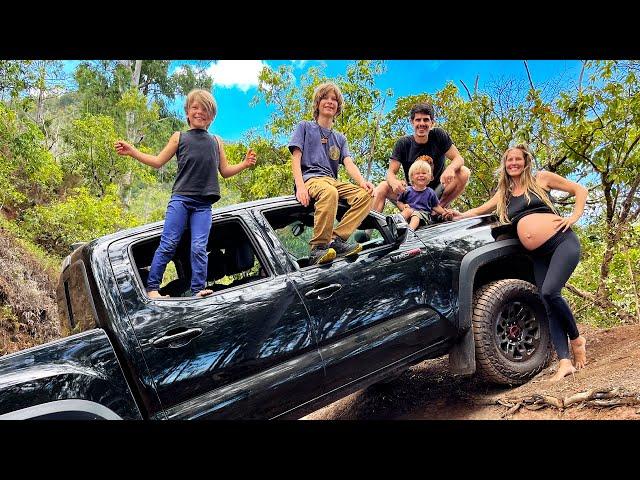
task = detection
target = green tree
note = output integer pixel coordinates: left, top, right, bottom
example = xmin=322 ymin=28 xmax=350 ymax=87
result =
xmin=555 ymin=60 xmax=640 ymax=323
xmin=0 ymin=103 xmax=62 ymax=212
xmin=61 ymin=114 xmax=153 ymax=196
xmin=20 ymin=185 xmax=139 ymax=256
xmin=0 ymin=60 xmax=36 ymax=100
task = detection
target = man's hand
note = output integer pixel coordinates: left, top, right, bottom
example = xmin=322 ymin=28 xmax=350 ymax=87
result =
xmin=440 ymin=166 xmax=456 ymax=186
xmin=389 ymin=178 xmax=407 ymax=195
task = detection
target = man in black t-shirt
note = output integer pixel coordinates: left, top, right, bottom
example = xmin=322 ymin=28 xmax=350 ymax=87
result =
xmin=372 ymin=102 xmax=470 ymax=212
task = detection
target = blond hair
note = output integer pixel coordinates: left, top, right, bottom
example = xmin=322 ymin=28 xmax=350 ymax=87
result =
xmin=408 ymin=159 xmax=433 ymax=186
xmin=184 ymin=89 xmax=217 ymax=127
xmin=312 ymin=82 xmax=344 ymax=120
xmin=495 ymin=144 xmax=557 ymax=224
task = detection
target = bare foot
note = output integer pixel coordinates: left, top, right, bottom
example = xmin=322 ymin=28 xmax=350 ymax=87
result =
xmin=548 ymin=359 xmax=576 ymax=382
xmin=195 ymin=289 xmax=213 ymax=297
xmin=148 ymin=290 xmax=168 ymax=299
xmin=570 ymin=336 xmax=587 ymax=369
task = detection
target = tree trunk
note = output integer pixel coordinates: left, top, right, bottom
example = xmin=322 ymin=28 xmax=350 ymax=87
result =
xmin=596 ymin=176 xmax=616 ymax=302
xmin=365 ymin=98 xmax=385 ymax=180
xmin=132 ymin=60 xmax=142 ymax=88
xmin=126 ymin=60 xmax=143 ymax=143
xmin=597 ymin=229 xmax=616 ymax=299
xmin=35 ymin=63 xmax=46 ymax=129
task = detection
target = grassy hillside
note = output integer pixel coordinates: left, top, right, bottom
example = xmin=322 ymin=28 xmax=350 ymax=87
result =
xmin=0 ymin=218 xmax=61 ymax=355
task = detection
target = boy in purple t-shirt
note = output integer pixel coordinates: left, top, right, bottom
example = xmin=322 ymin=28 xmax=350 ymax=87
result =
xmin=397 ymin=159 xmax=455 ymax=230
xmin=289 ymin=82 xmax=375 ymax=265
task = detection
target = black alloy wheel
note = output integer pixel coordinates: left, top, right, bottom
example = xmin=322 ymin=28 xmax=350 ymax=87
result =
xmin=472 ymin=279 xmax=551 ymax=385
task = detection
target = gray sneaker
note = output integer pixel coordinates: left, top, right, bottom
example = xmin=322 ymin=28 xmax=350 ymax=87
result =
xmin=309 ymin=246 xmax=336 ymax=265
xmin=330 ymin=236 xmax=362 ymax=258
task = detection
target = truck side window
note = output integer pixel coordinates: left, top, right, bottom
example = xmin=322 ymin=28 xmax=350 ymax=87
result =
xmin=262 ymin=204 xmax=386 ymax=269
xmin=130 ymin=218 xmax=269 ymax=298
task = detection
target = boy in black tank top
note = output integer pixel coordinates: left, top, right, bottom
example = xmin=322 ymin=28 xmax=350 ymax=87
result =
xmin=115 ymin=89 xmax=257 ymax=298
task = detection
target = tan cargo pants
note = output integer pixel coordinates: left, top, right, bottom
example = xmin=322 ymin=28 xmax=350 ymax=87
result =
xmin=304 ymin=176 xmax=373 ymax=247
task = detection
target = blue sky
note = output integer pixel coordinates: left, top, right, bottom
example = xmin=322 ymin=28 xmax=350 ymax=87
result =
xmin=64 ymin=60 xmax=584 ymax=142
xmin=172 ymin=60 xmax=583 ymax=142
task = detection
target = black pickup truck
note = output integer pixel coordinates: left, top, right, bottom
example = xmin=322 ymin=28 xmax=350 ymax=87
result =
xmin=0 ymin=196 xmax=550 ymax=419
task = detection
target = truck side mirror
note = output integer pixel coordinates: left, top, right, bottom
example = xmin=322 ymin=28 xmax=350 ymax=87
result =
xmin=291 ymin=221 xmax=305 ymax=237
xmin=386 ymin=214 xmax=408 ymax=246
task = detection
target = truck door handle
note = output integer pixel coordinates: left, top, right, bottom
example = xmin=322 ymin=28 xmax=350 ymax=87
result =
xmin=152 ymin=328 xmax=203 ymax=348
xmin=305 ymin=283 xmax=342 ymax=300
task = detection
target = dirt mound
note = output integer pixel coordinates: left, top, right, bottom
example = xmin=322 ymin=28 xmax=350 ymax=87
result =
xmin=0 ymin=227 xmax=60 ymax=355
xmin=304 ymin=323 xmax=640 ymax=420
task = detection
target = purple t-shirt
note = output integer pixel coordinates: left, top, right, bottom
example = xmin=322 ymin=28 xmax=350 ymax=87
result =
xmin=398 ymin=186 xmax=439 ymax=212
xmin=288 ymin=120 xmax=350 ymax=181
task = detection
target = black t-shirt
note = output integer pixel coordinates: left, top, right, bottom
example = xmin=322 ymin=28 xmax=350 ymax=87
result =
xmin=390 ymin=128 xmax=453 ymax=189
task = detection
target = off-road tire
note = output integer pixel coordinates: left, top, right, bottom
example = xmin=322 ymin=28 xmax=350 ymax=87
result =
xmin=473 ymin=279 xmax=551 ymax=385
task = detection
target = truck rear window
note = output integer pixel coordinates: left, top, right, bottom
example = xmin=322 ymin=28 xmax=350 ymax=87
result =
xmin=57 ymin=260 xmax=98 ymax=335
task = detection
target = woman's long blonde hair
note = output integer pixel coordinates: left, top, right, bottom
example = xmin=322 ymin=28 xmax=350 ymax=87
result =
xmin=495 ymin=144 xmax=557 ymax=224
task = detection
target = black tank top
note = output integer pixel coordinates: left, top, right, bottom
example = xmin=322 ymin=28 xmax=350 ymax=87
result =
xmin=172 ymin=129 xmax=221 ymax=203
xmin=506 ymin=189 xmax=554 ymax=227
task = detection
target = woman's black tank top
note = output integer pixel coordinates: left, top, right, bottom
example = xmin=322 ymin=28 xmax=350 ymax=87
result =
xmin=506 ymin=189 xmax=554 ymax=227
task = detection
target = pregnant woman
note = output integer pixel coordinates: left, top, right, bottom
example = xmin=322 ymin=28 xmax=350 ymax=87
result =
xmin=456 ymin=144 xmax=588 ymax=381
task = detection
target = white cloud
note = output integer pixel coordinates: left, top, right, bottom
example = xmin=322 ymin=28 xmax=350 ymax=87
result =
xmin=205 ymin=60 xmax=267 ymax=93
xmin=291 ymin=60 xmax=308 ymax=69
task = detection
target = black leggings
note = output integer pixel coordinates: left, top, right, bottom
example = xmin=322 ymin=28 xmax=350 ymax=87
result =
xmin=531 ymin=229 xmax=581 ymax=360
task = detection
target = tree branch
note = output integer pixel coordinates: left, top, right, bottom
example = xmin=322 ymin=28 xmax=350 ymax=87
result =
xmin=624 ymin=132 xmax=640 ymax=160
xmin=618 ymin=173 xmax=640 ymax=225
xmin=523 ymin=60 xmax=535 ymax=90
xmin=578 ymin=60 xmax=586 ymax=94
xmin=460 ymin=80 xmax=473 ymax=101
xmin=565 ymin=283 xmax=596 ymax=302
xmin=562 ymin=140 xmax=598 ymax=171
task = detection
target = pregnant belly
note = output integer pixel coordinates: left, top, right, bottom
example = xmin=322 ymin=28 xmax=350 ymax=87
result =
xmin=516 ymin=213 xmax=562 ymax=250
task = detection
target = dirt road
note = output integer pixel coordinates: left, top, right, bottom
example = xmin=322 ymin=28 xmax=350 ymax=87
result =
xmin=303 ymin=324 xmax=640 ymax=420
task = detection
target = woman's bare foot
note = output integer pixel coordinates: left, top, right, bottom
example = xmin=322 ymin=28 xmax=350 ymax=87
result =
xmin=548 ymin=359 xmax=576 ymax=382
xmin=147 ymin=290 xmax=168 ymax=299
xmin=195 ymin=289 xmax=213 ymax=297
xmin=571 ymin=336 xmax=587 ymax=369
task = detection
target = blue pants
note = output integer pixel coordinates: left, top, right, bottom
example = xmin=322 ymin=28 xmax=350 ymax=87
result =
xmin=147 ymin=194 xmax=212 ymax=295
xmin=531 ymin=229 xmax=581 ymax=360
